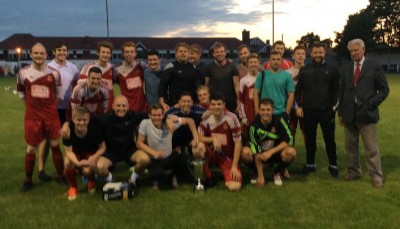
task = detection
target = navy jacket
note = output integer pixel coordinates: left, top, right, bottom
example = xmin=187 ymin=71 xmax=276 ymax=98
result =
xmin=338 ymin=57 xmax=389 ymax=124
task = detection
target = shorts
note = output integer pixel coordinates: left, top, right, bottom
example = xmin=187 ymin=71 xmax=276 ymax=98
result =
xmin=74 ymin=152 xmax=95 ymax=173
xmin=102 ymin=149 xmax=135 ymax=166
xmin=263 ymin=152 xmax=283 ymax=165
xmin=58 ymin=109 xmax=67 ymax=125
xmin=205 ymin=145 xmax=242 ymax=183
xmin=75 ymin=152 xmax=95 ymax=161
xmin=25 ymin=119 xmax=61 ymax=145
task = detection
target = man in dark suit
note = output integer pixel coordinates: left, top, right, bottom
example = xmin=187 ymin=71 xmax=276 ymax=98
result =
xmin=338 ymin=38 xmax=390 ymax=188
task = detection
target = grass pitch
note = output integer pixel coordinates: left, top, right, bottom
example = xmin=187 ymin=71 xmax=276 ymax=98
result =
xmin=1 ymin=75 xmax=399 ymax=228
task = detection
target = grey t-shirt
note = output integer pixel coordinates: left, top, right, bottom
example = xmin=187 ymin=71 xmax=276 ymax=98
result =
xmin=138 ymin=118 xmax=181 ymax=157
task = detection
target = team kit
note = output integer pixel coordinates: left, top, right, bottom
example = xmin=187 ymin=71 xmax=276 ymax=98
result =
xmin=16 ymin=38 xmax=389 ymax=200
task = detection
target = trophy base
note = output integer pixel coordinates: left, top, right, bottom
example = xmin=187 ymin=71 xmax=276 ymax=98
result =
xmin=193 ymin=178 xmax=206 ymax=193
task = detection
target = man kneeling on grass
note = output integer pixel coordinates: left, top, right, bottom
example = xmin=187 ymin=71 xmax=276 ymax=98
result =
xmin=195 ymin=93 xmax=242 ymax=191
xmin=137 ymin=104 xmax=200 ymax=189
xmin=63 ymin=106 xmax=106 ymax=200
xmin=249 ymin=98 xmax=296 ymax=187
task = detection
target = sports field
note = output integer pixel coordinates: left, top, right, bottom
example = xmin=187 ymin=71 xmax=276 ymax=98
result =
xmin=1 ymin=75 xmax=399 ymax=228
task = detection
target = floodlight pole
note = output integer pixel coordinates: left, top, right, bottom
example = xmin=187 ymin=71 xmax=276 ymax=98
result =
xmin=272 ymin=0 xmax=275 ymax=44
xmin=106 ymin=0 xmax=110 ymax=40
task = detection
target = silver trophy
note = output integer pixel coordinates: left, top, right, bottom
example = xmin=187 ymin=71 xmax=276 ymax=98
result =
xmin=189 ymin=159 xmax=206 ymax=192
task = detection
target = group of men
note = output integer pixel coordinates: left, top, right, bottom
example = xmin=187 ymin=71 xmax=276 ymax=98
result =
xmin=16 ymin=37 xmax=389 ymax=201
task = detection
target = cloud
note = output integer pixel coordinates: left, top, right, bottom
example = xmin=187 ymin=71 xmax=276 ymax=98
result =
xmin=0 ymin=0 xmax=370 ymax=48
xmin=107 ymin=0 xmax=266 ymax=37
xmin=0 ymin=0 xmax=268 ymax=40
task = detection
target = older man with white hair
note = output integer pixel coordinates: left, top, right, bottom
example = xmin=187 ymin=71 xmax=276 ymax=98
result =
xmin=338 ymin=38 xmax=390 ymax=188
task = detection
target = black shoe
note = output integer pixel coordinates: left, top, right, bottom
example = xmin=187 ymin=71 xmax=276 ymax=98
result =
xmin=56 ymin=176 xmax=69 ymax=186
xmin=38 ymin=171 xmax=53 ymax=182
xmin=302 ymin=164 xmax=316 ymax=175
xmin=328 ymin=165 xmax=339 ymax=178
xmin=128 ymin=180 xmax=138 ymax=197
xmin=21 ymin=181 xmax=33 ymax=192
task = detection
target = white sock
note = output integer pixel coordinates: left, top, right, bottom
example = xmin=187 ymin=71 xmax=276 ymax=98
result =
xmin=130 ymin=172 xmax=139 ymax=183
xmin=105 ymin=172 xmax=113 ymax=182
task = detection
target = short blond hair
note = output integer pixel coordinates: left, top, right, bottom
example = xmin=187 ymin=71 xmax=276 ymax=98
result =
xmin=72 ymin=106 xmax=90 ymax=119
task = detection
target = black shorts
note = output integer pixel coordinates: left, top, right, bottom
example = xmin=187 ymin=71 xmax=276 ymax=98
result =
xmin=58 ymin=108 xmax=67 ymax=125
xmin=102 ymin=149 xmax=136 ymax=166
xmin=263 ymin=152 xmax=283 ymax=165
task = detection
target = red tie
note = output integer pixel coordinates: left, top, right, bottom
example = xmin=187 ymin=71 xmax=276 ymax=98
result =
xmin=353 ymin=63 xmax=360 ymax=87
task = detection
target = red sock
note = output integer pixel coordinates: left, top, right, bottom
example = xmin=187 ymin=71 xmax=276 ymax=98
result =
xmin=24 ymin=153 xmax=35 ymax=182
xmin=51 ymin=146 xmax=64 ymax=177
xmin=203 ymin=163 xmax=212 ymax=178
xmin=65 ymin=168 xmax=78 ymax=189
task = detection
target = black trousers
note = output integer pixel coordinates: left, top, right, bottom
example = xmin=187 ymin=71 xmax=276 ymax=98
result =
xmin=303 ymin=109 xmax=337 ymax=166
xmin=148 ymin=152 xmax=187 ymax=181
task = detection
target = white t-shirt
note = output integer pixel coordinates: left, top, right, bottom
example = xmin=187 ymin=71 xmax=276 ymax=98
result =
xmin=48 ymin=60 xmax=79 ymax=109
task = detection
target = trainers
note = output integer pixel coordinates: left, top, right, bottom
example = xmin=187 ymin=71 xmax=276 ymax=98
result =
xmin=152 ymin=181 xmax=159 ymax=190
xmin=38 ymin=171 xmax=53 ymax=182
xmin=87 ymin=180 xmax=96 ymax=194
xmin=171 ymin=176 xmax=179 ymax=189
xmin=302 ymin=164 xmax=316 ymax=175
xmin=56 ymin=176 xmax=69 ymax=186
xmin=328 ymin=165 xmax=339 ymax=178
xmin=250 ymin=173 xmax=257 ymax=184
xmin=68 ymin=187 xmax=78 ymax=201
xmin=273 ymin=173 xmax=283 ymax=186
xmin=21 ymin=181 xmax=33 ymax=192
xmin=282 ymin=168 xmax=290 ymax=179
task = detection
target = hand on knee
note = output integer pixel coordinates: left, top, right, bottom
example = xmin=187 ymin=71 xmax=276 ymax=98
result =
xmin=225 ymin=181 xmax=241 ymax=191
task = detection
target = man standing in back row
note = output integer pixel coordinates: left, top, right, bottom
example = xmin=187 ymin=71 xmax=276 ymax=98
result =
xmin=339 ymin=38 xmax=389 ymax=188
xmin=263 ymin=41 xmax=293 ymax=70
xmin=159 ymin=42 xmax=202 ymax=111
xmin=17 ymin=43 xmax=64 ymax=192
xmin=38 ymin=40 xmax=79 ymax=183
xmin=295 ymin=43 xmax=340 ymax=178
xmin=254 ymin=51 xmax=295 ymax=117
xmin=205 ymin=42 xmax=239 ymax=113
xmin=144 ymin=49 xmax=163 ymax=107
xmin=79 ymin=41 xmax=117 ymax=111
xmin=115 ymin=41 xmax=148 ymax=112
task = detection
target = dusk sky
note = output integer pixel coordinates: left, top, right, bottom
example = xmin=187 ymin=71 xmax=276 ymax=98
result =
xmin=1 ymin=0 xmax=369 ymax=48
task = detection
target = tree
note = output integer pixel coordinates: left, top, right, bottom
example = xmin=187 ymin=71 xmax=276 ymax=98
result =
xmin=334 ymin=0 xmax=400 ymax=57
xmin=320 ymin=39 xmax=333 ymax=48
xmin=296 ymin=32 xmax=333 ymax=48
xmin=296 ymin=32 xmax=320 ymax=48
xmin=334 ymin=8 xmax=376 ymax=56
xmin=369 ymin=0 xmax=400 ymax=47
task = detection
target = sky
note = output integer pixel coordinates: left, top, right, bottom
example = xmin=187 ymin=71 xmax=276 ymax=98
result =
xmin=0 ymin=0 xmax=369 ymax=48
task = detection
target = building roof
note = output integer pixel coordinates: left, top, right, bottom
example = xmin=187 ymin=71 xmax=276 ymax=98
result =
xmin=0 ymin=33 xmax=244 ymax=52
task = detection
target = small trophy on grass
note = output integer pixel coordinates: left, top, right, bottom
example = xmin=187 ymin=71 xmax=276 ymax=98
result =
xmin=189 ymin=159 xmax=206 ymax=192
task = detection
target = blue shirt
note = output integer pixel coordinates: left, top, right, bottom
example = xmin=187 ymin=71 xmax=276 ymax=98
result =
xmin=144 ymin=66 xmax=163 ymax=106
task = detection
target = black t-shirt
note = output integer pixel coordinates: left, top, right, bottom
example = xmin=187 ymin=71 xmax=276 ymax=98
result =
xmin=205 ymin=62 xmax=239 ymax=112
xmin=63 ymin=122 xmax=104 ymax=156
xmin=92 ymin=110 xmax=148 ymax=155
